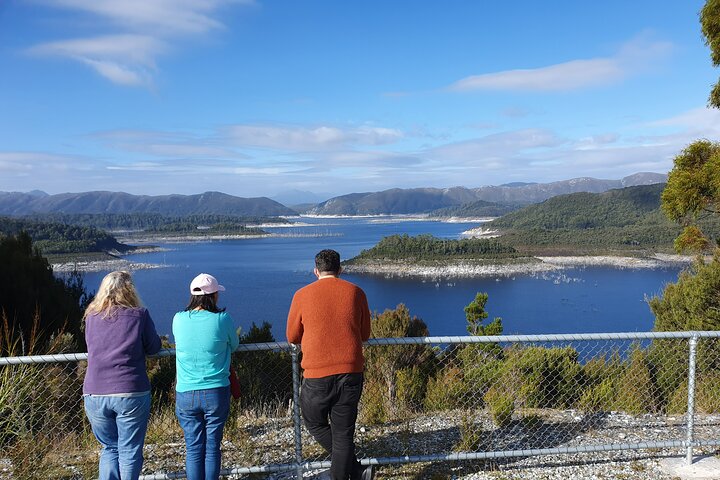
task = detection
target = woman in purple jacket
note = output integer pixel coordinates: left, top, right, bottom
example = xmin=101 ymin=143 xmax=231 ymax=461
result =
xmin=83 ymin=271 xmax=162 ymax=480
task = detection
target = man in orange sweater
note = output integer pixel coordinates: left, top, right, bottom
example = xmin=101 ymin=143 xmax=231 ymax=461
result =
xmin=286 ymin=249 xmax=373 ymax=480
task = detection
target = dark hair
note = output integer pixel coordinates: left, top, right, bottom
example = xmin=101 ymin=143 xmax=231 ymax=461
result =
xmin=184 ymin=293 xmax=226 ymax=313
xmin=315 ymin=249 xmax=341 ymax=273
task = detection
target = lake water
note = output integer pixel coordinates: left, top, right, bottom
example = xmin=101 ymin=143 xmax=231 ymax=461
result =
xmin=81 ymin=217 xmax=684 ymax=341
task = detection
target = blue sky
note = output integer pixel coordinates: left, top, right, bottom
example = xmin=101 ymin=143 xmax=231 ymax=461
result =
xmin=1 ymin=0 xmax=719 ymax=201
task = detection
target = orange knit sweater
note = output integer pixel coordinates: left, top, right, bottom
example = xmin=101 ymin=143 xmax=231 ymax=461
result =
xmin=286 ymin=276 xmax=371 ymax=378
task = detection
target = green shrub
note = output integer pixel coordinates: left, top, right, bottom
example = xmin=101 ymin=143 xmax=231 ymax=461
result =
xmin=424 ymin=366 xmax=464 ymax=411
xmin=612 ymin=346 xmax=659 ymax=414
xmin=647 ymin=339 xmax=687 ymax=409
xmin=395 ymin=366 xmax=427 ymax=412
xmin=496 ymin=346 xmax=583 ymax=409
xmin=577 ymin=377 xmax=616 ymax=412
xmin=458 ymin=359 xmax=502 ymax=409
xmin=455 ymin=416 xmax=488 ymax=452
xmin=362 ymin=305 xmax=438 ymax=421
xmin=359 ymin=377 xmax=387 ymax=424
xmin=484 ymin=385 xmax=514 ymax=428
xmin=668 ymin=373 xmax=720 ymax=414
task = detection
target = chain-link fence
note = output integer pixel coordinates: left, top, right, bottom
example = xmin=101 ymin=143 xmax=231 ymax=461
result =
xmin=2 ymin=332 xmax=720 ymax=479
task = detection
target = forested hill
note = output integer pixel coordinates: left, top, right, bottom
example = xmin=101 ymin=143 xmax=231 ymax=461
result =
xmin=486 ymin=183 xmax=720 ymax=253
xmin=0 ymin=190 xmax=296 ymax=216
xmin=308 ymin=172 xmax=667 ymax=216
xmin=22 ymin=213 xmax=289 ymax=231
xmin=429 ymin=199 xmax=519 ymax=218
xmin=490 ymin=183 xmax=665 ymax=230
xmin=0 ymin=216 xmax=132 ymax=254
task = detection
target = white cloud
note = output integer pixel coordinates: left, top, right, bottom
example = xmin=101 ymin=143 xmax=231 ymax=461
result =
xmin=29 ymin=34 xmax=164 ymax=86
xmin=428 ymin=129 xmax=562 ymax=163
xmin=451 ymin=58 xmax=624 ymax=92
xmin=645 ymin=106 xmax=720 ymax=131
xmin=448 ymin=35 xmax=673 ymax=92
xmin=28 ymin=1 xmax=252 ymax=86
xmin=41 ymin=0 xmax=248 ymax=34
xmin=223 ymin=124 xmax=404 ymax=151
xmin=91 ymin=130 xmax=248 ymax=158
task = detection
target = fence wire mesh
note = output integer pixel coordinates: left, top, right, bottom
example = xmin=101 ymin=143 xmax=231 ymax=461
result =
xmin=1 ymin=332 xmax=720 ymax=479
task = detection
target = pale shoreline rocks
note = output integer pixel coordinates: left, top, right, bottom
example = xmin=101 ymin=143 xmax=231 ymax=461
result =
xmin=344 ymin=254 xmax=695 ymax=279
xmin=51 ymin=258 xmax=169 ymax=273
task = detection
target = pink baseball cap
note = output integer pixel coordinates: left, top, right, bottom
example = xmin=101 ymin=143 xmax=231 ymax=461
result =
xmin=190 ymin=273 xmax=226 ymax=295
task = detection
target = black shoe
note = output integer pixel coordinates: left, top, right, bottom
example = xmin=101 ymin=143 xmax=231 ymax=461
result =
xmin=361 ymin=464 xmax=375 ymax=480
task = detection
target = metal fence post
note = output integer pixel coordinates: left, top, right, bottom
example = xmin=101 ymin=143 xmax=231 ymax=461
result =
xmin=291 ymin=343 xmax=304 ymax=478
xmin=686 ymin=333 xmax=698 ymax=465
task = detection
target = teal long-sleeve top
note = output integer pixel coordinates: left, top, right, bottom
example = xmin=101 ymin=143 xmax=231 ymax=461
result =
xmin=172 ymin=309 xmax=240 ymax=393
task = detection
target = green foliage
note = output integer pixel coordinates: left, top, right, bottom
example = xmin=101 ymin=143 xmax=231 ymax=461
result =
xmin=668 ymin=372 xmax=720 ymax=414
xmin=23 ymin=212 xmax=289 ymax=231
xmin=464 ymin=292 xmax=502 ymax=337
xmin=395 ymin=366 xmax=427 ymax=412
xmin=649 ymin=253 xmax=720 ymax=331
xmin=613 ymin=346 xmax=659 ymax=414
xmin=0 ymin=314 xmax=87 ymax=479
xmin=362 ymin=305 xmax=437 ymax=422
xmin=576 ymin=353 xmax=623 ymax=412
xmin=0 ymin=216 xmax=132 ymax=254
xmin=493 ymin=184 xmax=665 ymax=230
xmin=423 ymin=366 xmax=465 ymax=411
xmin=455 ymin=416 xmax=488 ymax=452
xmin=429 ymin=200 xmax=520 ymax=218
xmin=483 ymin=385 xmax=515 ymax=428
xmin=496 ymin=346 xmax=583 ymax=409
xmin=351 ymin=234 xmax=519 ymax=262
xmin=702 ymin=0 xmax=720 ymax=107
xmin=488 ymin=184 xmax=708 ymax=253
xmin=147 ymin=337 xmax=176 ymax=410
xmin=660 ymin=140 xmax=720 ymax=252
xmin=0 ymin=232 xmax=89 ymax=353
xmin=457 ymin=292 xmax=504 ymax=404
xmin=577 ymin=377 xmax=616 ymax=412
xmin=234 ymin=322 xmax=292 ymax=411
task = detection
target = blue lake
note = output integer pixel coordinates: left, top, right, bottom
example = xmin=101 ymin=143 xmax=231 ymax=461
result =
xmin=81 ymin=217 xmax=684 ymax=341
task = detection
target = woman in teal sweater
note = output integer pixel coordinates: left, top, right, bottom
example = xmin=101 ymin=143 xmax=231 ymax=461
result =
xmin=173 ymin=273 xmax=239 ymax=480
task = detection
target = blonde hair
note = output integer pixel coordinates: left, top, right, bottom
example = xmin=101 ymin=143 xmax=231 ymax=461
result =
xmin=84 ymin=271 xmax=142 ymax=319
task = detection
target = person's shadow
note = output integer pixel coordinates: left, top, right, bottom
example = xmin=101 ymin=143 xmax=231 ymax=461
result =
xmin=353 ymin=411 xmax=613 ymax=478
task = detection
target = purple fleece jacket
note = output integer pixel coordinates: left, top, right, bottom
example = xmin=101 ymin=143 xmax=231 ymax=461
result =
xmin=83 ymin=307 xmax=162 ymax=395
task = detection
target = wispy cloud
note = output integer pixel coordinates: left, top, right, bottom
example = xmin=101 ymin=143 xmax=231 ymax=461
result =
xmin=222 ymin=124 xmax=404 ymax=151
xmin=28 ymin=0 xmax=253 ymax=86
xmin=644 ymin=106 xmax=720 ymax=133
xmin=41 ymin=0 xmax=251 ymax=34
xmin=29 ymin=35 xmax=164 ymax=86
xmin=428 ymin=129 xmax=563 ymax=164
xmin=92 ymin=129 xmax=248 ymax=158
xmin=448 ymin=35 xmax=673 ymax=92
xmin=4 ymin=106 xmax=704 ymax=195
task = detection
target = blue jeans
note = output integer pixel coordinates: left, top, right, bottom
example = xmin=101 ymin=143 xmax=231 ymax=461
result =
xmin=175 ymin=386 xmax=230 ymax=480
xmin=84 ymin=394 xmax=152 ymax=480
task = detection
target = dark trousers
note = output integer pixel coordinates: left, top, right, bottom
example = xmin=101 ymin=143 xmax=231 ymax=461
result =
xmin=300 ymin=372 xmax=364 ymax=480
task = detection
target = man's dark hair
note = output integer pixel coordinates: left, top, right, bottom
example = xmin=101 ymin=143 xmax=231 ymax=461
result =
xmin=315 ymin=249 xmax=341 ymax=273
xmin=184 ymin=293 xmax=226 ymax=313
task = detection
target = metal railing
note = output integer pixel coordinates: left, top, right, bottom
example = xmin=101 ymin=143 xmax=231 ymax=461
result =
xmin=1 ymin=331 xmax=720 ymax=479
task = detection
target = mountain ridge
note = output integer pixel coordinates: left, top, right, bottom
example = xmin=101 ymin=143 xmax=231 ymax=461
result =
xmin=0 ymin=190 xmax=295 ymax=217
xmin=308 ymin=172 xmax=668 ymax=215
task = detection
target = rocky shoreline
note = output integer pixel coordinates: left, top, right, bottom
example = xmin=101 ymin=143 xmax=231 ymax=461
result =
xmin=51 ymin=258 xmax=169 ymax=273
xmin=343 ymin=254 xmax=695 ymax=279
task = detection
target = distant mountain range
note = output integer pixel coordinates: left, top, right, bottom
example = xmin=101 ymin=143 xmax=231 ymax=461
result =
xmin=308 ymin=172 xmax=668 ymax=215
xmin=0 ymin=191 xmax=296 ymax=217
xmin=0 ymin=172 xmax=668 ymax=217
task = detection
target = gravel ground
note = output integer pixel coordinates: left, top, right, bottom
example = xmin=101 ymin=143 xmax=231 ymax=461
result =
xmin=263 ymin=410 xmax=720 ymax=480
